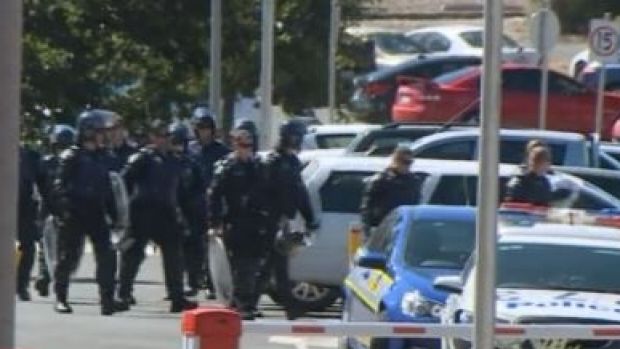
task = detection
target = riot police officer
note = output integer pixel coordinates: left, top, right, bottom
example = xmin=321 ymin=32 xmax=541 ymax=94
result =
xmin=208 ymin=128 xmax=267 ymax=320
xmin=34 ymin=124 xmax=76 ymax=298
xmin=169 ymin=122 xmax=207 ymax=298
xmin=360 ymin=146 xmax=422 ymax=238
xmin=504 ymin=144 xmax=553 ymax=206
xmin=53 ymin=111 xmax=123 ymax=315
xmin=17 ymin=145 xmax=45 ymax=301
xmin=117 ymin=120 xmax=197 ymax=313
xmin=188 ymin=106 xmax=229 ymax=298
xmin=100 ymin=110 xmax=137 ymax=171
xmin=261 ymin=120 xmax=319 ymax=320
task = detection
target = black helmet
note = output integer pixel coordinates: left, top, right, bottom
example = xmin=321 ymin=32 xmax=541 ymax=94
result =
xmin=76 ymin=110 xmax=107 ymax=141
xmin=278 ymin=120 xmax=307 ymax=150
xmin=99 ymin=110 xmax=122 ymax=129
xmin=191 ymin=106 xmax=216 ymax=130
xmin=234 ymin=119 xmax=258 ymax=152
xmin=49 ymin=124 xmax=76 ymax=147
xmin=168 ymin=122 xmax=190 ymax=146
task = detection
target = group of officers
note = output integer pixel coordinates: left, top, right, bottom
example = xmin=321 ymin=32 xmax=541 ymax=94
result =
xmin=17 ymin=106 xmax=318 ymax=320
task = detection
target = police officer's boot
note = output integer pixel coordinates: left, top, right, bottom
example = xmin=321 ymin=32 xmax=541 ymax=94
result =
xmin=34 ymin=277 xmax=50 ymax=298
xmin=169 ymin=298 xmax=198 ymax=313
xmin=54 ymin=295 xmax=73 ymax=314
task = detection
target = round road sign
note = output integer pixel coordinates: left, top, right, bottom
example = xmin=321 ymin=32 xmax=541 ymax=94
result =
xmin=530 ymin=9 xmax=560 ymax=52
xmin=589 ymin=24 xmax=619 ymax=57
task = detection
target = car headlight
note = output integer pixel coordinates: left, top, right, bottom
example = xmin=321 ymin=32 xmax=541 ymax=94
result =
xmin=401 ymin=291 xmax=443 ymax=318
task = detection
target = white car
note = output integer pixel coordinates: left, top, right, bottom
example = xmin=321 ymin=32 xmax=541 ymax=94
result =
xmin=438 ymin=213 xmax=620 ymax=349
xmin=302 ymin=124 xmax=379 ymax=150
xmin=289 ymin=157 xmax=620 ymax=286
xmin=570 ymin=49 xmax=589 ymax=78
xmin=345 ymin=27 xmax=433 ymax=69
xmin=406 ymin=25 xmax=538 ymax=65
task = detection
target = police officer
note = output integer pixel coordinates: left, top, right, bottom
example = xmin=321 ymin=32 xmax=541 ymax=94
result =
xmin=188 ymin=106 xmax=229 ymax=298
xmin=168 ymin=122 xmax=207 ymax=298
xmin=100 ymin=110 xmax=137 ymax=171
xmin=208 ymin=128 xmax=267 ymax=320
xmin=17 ymin=145 xmax=45 ymax=301
xmin=261 ymin=120 xmax=319 ymax=320
xmin=504 ymin=144 xmax=553 ymax=206
xmin=360 ymin=146 xmax=422 ymax=238
xmin=53 ymin=111 xmax=123 ymax=315
xmin=117 ymin=119 xmax=197 ymax=313
xmin=34 ymin=124 xmax=76 ymax=298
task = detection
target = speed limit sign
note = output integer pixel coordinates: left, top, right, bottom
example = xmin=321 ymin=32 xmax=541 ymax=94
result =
xmin=589 ymin=19 xmax=620 ymax=63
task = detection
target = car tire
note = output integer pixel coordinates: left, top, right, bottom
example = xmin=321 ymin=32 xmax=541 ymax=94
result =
xmin=269 ymin=281 xmax=341 ymax=312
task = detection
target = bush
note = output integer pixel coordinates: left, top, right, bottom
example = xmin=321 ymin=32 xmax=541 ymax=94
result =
xmin=539 ymin=0 xmax=620 ymax=34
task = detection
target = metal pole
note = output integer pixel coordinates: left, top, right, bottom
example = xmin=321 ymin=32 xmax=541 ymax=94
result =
xmin=474 ymin=0 xmax=503 ymax=349
xmin=0 ymin=0 xmax=21 ymax=347
xmin=328 ymin=0 xmax=341 ymax=123
xmin=209 ymin=0 xmax=223 ymax=126
xmin=538 ymin=1 xmax=550 ymax=129
xmin=260 ymin=0 xmax=275 ymax=149
xmin=595 ymin=13 xmax=613 ymax=141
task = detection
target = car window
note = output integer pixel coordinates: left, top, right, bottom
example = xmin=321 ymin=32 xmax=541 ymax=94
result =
xmin=502 ymin=70 xmax=541 ymax=92
xmin=568 ymin=173 xmax=620 ymax=200
xmin=366 ymin=211 xmax=400 ymax=253
xmin=315 ymin=134 xmax=357 ymax=149
xmin=353 ymin=130 xmax=439 ymax=154
xmin=499 ymin=140 xmax=567 ymax=165
xmin=459 ymin=30 xmax=520 ymax=49
xmin=404 ymin=219 xmax=476 ymax=269
xmin=603 ymin=149 xmax=620 ymax=163
xmin=429 ymin=175 xmax=509 ymax=205
xmin=548 ymin=72 xmax=587 ymax=95
xmin=599 ymin=152 xmax=620 ymax=170
xmin=424 ymin=32 xmax=451 ymax=52
xmin=373 ymin=33 xmax=425 ymax=55
xmin=319 ymin=171 xmax=374 ymax=213
xmin=415 ymin=140 xmax=476 ymax=161
xmin=572 ymin=188 xmax=616 ymax=210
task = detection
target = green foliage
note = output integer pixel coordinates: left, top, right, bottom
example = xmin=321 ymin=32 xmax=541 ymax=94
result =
xmin=542 ymin=0 xmax=620 ymax=34
xmin=22 ymin=0 xmax=374 ymax=133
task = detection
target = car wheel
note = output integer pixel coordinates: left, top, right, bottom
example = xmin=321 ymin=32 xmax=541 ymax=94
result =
xmin=288 ymin=281 xmax=341 ymax=312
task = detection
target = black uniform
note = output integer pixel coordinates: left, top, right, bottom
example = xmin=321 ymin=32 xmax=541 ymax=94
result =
xmin=504 ymin=171 xmax=552 ymax=206
xmin=110 ymin=141 xmax=138 ymax=172
xmin=208 ymin=154 xmax=268 ymax=316
xmin=176 ymin=150 xmax=208 ymax=292
xmin=360 ymin=168 xmax=423 ymax=233
xmin=53 ymin=146 xmax=118 ymax=305
xmin=118 ymin=147 xmax=188 ymax=308
xmin=260 ymin=150 xmax=316 ymax=316
xmin=189 ymin=140 xmax=229 ymax=291
xmin=17 ymin=146 xmax=45 ymax=298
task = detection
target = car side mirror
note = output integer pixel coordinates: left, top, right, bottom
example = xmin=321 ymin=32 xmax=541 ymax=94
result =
xmin=434 ymin=276 xmax=463 ymax=294
xmin=356 ymin=253 xmax=387 ymax=270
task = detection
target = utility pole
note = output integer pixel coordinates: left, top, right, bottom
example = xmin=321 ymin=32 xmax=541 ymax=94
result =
xmin=474 ymin=0 xmax=503 ymax=348
xmin=0 ymin=0 xmax=22 ymax=347
xmin=209 ymin=0 xmax=223 ymax=126
xmin=260 ymin=0 xmax=275 ymax=149
xmin=328 ymin=0 xmax=341 ymax=122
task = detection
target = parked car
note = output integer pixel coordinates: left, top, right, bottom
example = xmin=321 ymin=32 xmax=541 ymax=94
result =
xmin=342 ymin=205 xmax=476 ymax=349
xmin=290 ymin=157 xmax=620 ymax=287
xmin=406 ymin=25 xmax=538 ymax=65
xmin=345 ymin=27 xmax=429 ymax=70
xmin=556 ymin=166 xmax=620 ymax=201
xmin=439 ymin=209 xmax=620 ymax=349
xmin=302 ymin=124 xmax=379 ymax=150
xmin=348 ymin=56 xmax=481 ymax=122
xmin=601 ymin=142 xmax=620 ymax=162
xmin=579 ymin=62 xmax=620 ymax=92
xmin=392 ymin=65 xmax=620 ymax=140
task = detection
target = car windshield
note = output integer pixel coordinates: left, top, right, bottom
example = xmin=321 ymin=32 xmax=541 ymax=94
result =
xmin=459 ymin=30 xmax=520 ymax=49
xmin=404 ymin=220 xmax=476 ymax=269
xmin=373 ymin=33 xmax=426 ymax=55
xmin=497 ymin=243 xmax=620 ymax=293
xmin=434 ymin=66 xmax=478 ymax=84
xmin=315 ymin=134 xmax=357 ymax=149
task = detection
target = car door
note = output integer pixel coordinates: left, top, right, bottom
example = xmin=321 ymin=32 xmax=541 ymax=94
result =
xmin=547 ymin=72 xmax=596 ymax=133
xmin=501 ymin=69 xmax=540 ymax=128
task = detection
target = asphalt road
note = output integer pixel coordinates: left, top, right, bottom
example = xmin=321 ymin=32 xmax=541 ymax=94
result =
xmin=16 ymin=254 xmax=341 ymax=349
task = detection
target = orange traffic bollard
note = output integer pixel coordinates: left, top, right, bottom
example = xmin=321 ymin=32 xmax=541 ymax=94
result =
xmin=182 ymin=306 xmax=241 ymax=349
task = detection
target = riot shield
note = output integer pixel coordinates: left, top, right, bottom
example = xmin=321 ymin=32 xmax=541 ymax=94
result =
xmin=208 ymin=232 xmax=234 ymax=305
xmin=41 ymin=216 xmax=58 ymax=277
xmin=109 ymin=171 xmax=129 ymax=243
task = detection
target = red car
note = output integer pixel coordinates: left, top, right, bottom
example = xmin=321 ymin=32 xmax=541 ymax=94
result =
xmin=392 ymin=65 xmax=620 ymax=140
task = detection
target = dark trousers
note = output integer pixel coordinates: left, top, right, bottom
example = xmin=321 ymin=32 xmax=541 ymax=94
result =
xmin=256 ymin=249 xmax=293 ymax=309
xmin=54 ymin=219 xmax=116 ymax=301
xmin=228 ymin=251 xmax=261 ymax=313
xmin=16 ymin=240 xmax=36 ymax=292
xmin=36 ymin=240 xmax=51 ymax=283
xmin=118 ymin=212 xmax=184 ymax=302
xmin=183 ymin=230 xmax=207 ymax=290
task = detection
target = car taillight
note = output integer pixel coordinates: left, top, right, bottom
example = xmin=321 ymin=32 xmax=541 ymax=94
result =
xmin=397 ymin=93 xmax=414 ymax=105
xmin=363 ymin=81 xmax=391 ymax=96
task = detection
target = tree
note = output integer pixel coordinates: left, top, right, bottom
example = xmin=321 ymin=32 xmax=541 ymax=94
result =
xmin=22 ymin=0 xmax=375 ymax=135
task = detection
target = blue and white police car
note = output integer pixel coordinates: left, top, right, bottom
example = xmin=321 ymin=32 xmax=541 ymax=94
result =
xmin=438 ymin=208 xmax=620 ymax=349
xmin=341 ymin=205 xmax=477 ymax=349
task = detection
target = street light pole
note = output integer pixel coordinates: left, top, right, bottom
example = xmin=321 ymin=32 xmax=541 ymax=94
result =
xmin=0 ymin=0 xmax=22 ymax=347
xmin=209 ymin=0 xmax=223 ymax=126
xmin=474 ymin=0 xmax=503 ymax=349
xmin=328 ymin=0 xmax=341 ymax=123
xmin=260 ymin=0 xmax=275 ymax=149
